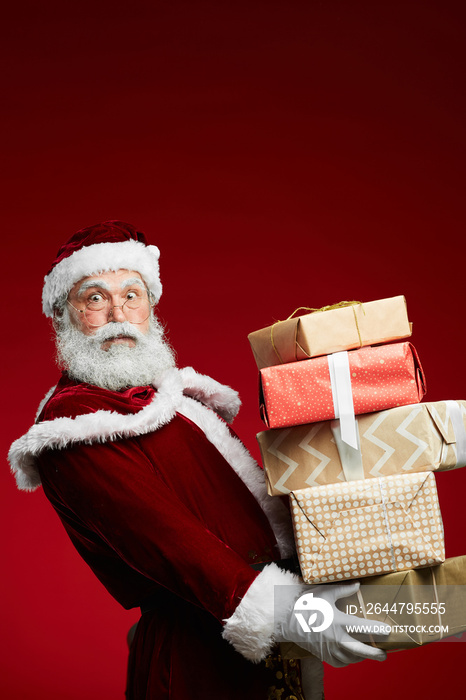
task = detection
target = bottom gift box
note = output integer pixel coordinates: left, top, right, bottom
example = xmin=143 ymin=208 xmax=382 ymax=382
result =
xmin=280 ymin=555 xmax=466 ymax=658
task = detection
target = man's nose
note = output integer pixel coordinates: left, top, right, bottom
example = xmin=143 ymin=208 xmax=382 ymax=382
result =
xmin=109 ymin=304 xmax=126 ymax=322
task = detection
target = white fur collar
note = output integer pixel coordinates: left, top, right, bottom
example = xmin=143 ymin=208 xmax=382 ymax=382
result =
xmin=8 ymin=367 xmax=241 ymax=493
xmin=8 ymin=366 xmax=294 ymax=558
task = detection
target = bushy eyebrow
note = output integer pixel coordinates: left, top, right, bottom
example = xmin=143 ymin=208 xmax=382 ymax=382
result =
xmin=76 ymin=279 xmax=111 ymax=297
xmin=76 ymin=277 xmax=145 ymax=298
xmin=121 ymin=278 xmax=145 ymax=290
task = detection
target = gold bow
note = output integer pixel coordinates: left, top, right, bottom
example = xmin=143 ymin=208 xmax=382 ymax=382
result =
xmin=270 ymin=300 xmax=365 ymax=363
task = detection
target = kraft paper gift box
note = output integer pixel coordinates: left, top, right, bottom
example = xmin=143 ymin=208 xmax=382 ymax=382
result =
xmin=248 ymin=295 xmax=412 ymax=370
xmin=257 ymin=400 xmax=466 ymax=495
xmin=280 ymin=555 xmax=466 ymax=657
xmin=259 ymin=341 xmax=426 ymax=431
xmin=290 ymin=471 xmax=444 ymax=584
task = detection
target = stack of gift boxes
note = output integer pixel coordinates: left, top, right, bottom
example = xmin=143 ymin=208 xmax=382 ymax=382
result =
xmin=248 ymin=296 xmax=466 ymax=652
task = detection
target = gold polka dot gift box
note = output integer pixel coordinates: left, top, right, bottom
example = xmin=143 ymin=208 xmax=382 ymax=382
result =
xmin=247 ymin=296 xmax=412 ymax=370
xmin=259 ymin=341 xmax=425 ymax=430
xmin=290 ymin=471 xmax=445 ymax=584
xmin=257 ymin=400 xmax=466 ymax=495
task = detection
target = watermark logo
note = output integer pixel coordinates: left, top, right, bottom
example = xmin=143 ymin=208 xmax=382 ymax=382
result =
xmin=293 ymin=592 xmax=334 ymax=633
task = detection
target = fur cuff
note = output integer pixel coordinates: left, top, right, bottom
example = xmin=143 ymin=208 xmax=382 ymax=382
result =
xmin=222 ymin=563 xmax=301 ymax=663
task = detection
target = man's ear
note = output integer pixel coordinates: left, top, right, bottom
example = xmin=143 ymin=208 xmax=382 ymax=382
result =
xmin=52 ymin=307 xmax=63 ymax=332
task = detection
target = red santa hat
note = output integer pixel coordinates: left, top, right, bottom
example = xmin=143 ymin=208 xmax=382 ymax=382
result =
xmin=42 ymin=220 xmax=162 ymax=317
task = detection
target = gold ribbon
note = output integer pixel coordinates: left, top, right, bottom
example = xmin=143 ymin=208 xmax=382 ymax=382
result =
xmin=431 ymin=568 xmax=444 ymax=640
xmin=355 ymin=587 xmax=377 ymax=648
xmin=270 ymin=301 xmax=365 ymax=363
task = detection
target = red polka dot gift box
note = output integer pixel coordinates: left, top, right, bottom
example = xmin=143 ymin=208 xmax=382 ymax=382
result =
xmin=290 ymin=471 xmax=445 ymax=584
xmin=259 ymin=342 xmax=426 ymax=430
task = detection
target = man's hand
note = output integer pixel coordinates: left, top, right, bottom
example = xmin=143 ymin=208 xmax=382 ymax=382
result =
xmin=275 ymin=581 xmax=391 ymax=668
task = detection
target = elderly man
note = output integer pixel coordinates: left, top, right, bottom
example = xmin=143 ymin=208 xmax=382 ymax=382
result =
xmin=9 ymin=221 xmax=387 ymax=700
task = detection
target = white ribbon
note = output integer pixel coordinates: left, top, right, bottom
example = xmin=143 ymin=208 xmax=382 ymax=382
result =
xmin=330 ymin=419 xmax=365 ymax=481
xmin=445 ymin=400 xmax=466 ymax=468
xmin=378 ymin=478 xmax=397 ymax=572
xmin=327 ymin=351 xmax=358 ymax=449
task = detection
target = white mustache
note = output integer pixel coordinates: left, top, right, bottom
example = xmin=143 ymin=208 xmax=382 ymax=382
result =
xmin=90 ymin=321 xmax=145 ymax=343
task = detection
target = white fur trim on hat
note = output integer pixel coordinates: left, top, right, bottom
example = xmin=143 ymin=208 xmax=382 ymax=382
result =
xmin=42 ymin=239 xmax=162 ymax=317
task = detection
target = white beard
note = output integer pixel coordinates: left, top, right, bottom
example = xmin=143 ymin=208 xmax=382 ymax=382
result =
xmin=55 ymin=316 xmax=176 ymax=391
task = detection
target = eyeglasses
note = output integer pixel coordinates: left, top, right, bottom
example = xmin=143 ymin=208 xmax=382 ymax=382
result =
xmin=67 ymin=291 xmax=154 ymax=327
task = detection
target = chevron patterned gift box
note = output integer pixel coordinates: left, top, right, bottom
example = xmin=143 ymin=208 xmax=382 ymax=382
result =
xmin=290 ymin=471 xmax=445 ymax=584
xmin=257 ymin=400 xmax=466 ymax=495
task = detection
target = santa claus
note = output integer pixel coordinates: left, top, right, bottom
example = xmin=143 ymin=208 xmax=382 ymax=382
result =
xmin=8 ymin=221 xmax=388 ymax=700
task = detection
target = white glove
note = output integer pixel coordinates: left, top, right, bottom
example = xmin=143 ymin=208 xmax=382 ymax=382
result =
xmin=275 ymin=580 xmax=391 ymax=668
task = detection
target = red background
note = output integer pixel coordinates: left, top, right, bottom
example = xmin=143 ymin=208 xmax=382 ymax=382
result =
xmin=2 ymin=1 xmax=465 ymax=698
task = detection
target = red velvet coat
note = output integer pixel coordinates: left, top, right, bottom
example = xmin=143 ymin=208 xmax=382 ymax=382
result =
xmin=9 ymin=367 xmax=304 ymax=700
